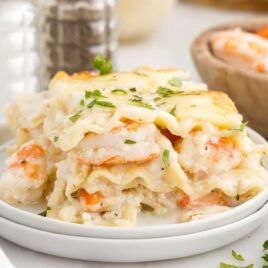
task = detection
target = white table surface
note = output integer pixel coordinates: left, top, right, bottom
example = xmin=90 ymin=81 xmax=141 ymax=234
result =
xmin=1 ymin=2 xmax=267 ymax=268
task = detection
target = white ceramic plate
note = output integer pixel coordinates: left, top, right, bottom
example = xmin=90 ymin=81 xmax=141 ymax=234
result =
xmin=0 ymin=123 xmax=268 ymax=239
xmin=1 ymin=201 xmax=268 ymax=262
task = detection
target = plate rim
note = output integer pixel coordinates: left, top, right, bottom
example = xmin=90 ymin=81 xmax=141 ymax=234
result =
xmin=1 ymin=201 xmax=268 ymax=262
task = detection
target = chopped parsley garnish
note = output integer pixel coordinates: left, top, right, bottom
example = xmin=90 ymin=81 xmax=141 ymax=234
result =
xmin=162 ymin=149 xmax=170 ymax=168
xmin=154 ymin=97 xmax=161 ymax=102
xmin=232 ymin=250 xmax=245 ymax=261
xmin=87 ymin=99 xmax=96 ymax=109
xmin=130 ymin=87 xmax=137 ymax=92
xmin=85 ymin=89 xmax=106 ymax=99
xmin=95 ymin=100 xmax=116 ymax=108
xmin=112 ymin=89 xmax=128 ymax=95
xmin=54 ymin=136 xmax=59 ymax=142
xmin=134 ymin=71 xmax=148 ymax=77
xmin=85 ymin=90 xmax=91 ymax=99
xmin=129 ymin=95 xmax=143 ymax=102
xmin=157 ymin=86 xmax=174 ymax=97
xmin=93 ymin=89 xmax=106 ymax=98
xmin=140 ymin=102 xmax=155 ymax=110
xmin=39 ymin=207 xmax=51 ymax=217
xmin=91 ymin=89 xmax=102 ymax=98
xmin=141 ymin=203 xmax=154 ymax=211
xmin=71 ymin=190 xmax=80 ymax=199
xmin=69 ymin=110 xmax=83 ymax=123
xmin=124 ymin=139 xmax=136 ymax=144
xmin=92 ymin=54 xmax=112 ymax=75
xmin=80 ymin=99 xmax=85 ymax=106
xmin=236 ymin=194 xmax=240 ymax=201
xmin=168 ymin=77 xmax=182 ymax=87
xmin=260 ymin=160 xmax=265 ymax=168
xmin=170 ymin=105 xmax=177 ymax=116
xmin=220 ymin=263 xmax=253 ymax=268
xmin=229 ymin=122 xmax=249 ymax=132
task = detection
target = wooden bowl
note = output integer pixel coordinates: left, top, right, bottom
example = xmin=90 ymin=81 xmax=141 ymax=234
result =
xmin=181 ymin=0 xmax=268 ymax=12
xmin=192 ymin=18 xmax=268 ymax=139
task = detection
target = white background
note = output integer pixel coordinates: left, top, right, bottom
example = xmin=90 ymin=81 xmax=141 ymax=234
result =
xmin=1 ymin=2 xmax=267 ymax=267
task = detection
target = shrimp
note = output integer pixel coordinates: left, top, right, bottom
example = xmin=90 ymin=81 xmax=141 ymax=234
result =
xmin=178 ymin=132 xmax=242 ymax=176
xmin=0 ymin=142 xmax=47 ymax=204
xmin=79 ymin=189 xmax=104 ymax=206
xmin=75 ymin=122 xmax=161 ymax=166
xmin=210 ymin=29 xmax=268 ymax=73
xmin=178 ymin=189 xmax=227 ymax=210
xmin=256 ymin=26 xmax=268 ymax=40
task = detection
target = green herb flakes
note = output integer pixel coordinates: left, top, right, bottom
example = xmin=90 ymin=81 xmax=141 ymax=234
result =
xmin=87 ymin=99 xmax=96 ymax=109
xmin=95 ymin=100 xmax=116 ymax=108
xmin=170 ymin=105 xmax=177 ymax=116
xmin=157 ymin=86 xmax=174 ymax=97
xmin=134 ymin=72 xmax=148 ymax=77
xmin=141 ymin=203 xmax=154 ymax=212
xmin=232 ymin=250 xmax=245 ymax=261
xmin=130 ymin=87 xmax=137 ymax=92
xmin=80 ymin=99 xmax=85 ymax=106
xmin=236 ymin=194 xmax=240 ymax=201
xmin=140 ymin=103 xmax=155 ymax=110
xmin=220 ymin=263 xmax=253 ymax=268
xmin=112 ymin=89 xmax=127 ymax=95
xmin=85 ymin=90 xmax=91 ymax=99
xmin=153 ymin=97 xmax=161 ymax=102
xmin=129 ymin=95 xmax=143 ymax=103
xmin=85 ymin=89 xmax=106 ymax=99
xmin=39 ymin=207 xmax=51 ymax=217
xmin=124 ymin=139 xmax=136 ymax=144
xmin=69 ymin=110 xmax=83 ymax=123
xmin=92 ymin=54 xmax=112 ymax=75
xmin=168 ymin=77 xmax=182 ymax=87
xmin=54 ymin=136 xmax=59 ymax=142
xmin=229 ymin=122 xmax=249 ymax=132
xmin=162 ymin=149 xmax=170 ymax=168
xmin=71 ymin=190 xmax=80 ymax=199
xmin=260 ymin=160 xmax=265 ymax=168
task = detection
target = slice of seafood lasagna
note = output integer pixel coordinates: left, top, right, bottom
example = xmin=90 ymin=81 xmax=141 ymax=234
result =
xmin=0 ymin=67 xmax=267 ymax=226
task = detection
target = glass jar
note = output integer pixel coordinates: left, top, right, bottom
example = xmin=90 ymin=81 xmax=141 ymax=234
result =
xmin=0 ymin=0 xmax=117 ymax=122
xmin=0 ymin=0 xmax=39 ymax=122
xmin=37 ymin=0 xmax=117 ymax=89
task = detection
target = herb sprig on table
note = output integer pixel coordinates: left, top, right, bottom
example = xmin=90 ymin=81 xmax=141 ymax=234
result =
xmin=218 ymin=241 xmax=268 ymax=268
xmin=219 ymin=249 xmax=253 ymax=268
xmin=263 ymin=240 xmax=268 ymax=267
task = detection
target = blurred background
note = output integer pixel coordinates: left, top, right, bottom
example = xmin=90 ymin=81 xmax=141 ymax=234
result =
xmin=0 ymin=0 xmax=267 ymax=123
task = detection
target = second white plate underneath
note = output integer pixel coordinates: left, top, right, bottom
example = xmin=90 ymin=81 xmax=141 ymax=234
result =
xmin=1 ymin=202 xmax=268 ymax=263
